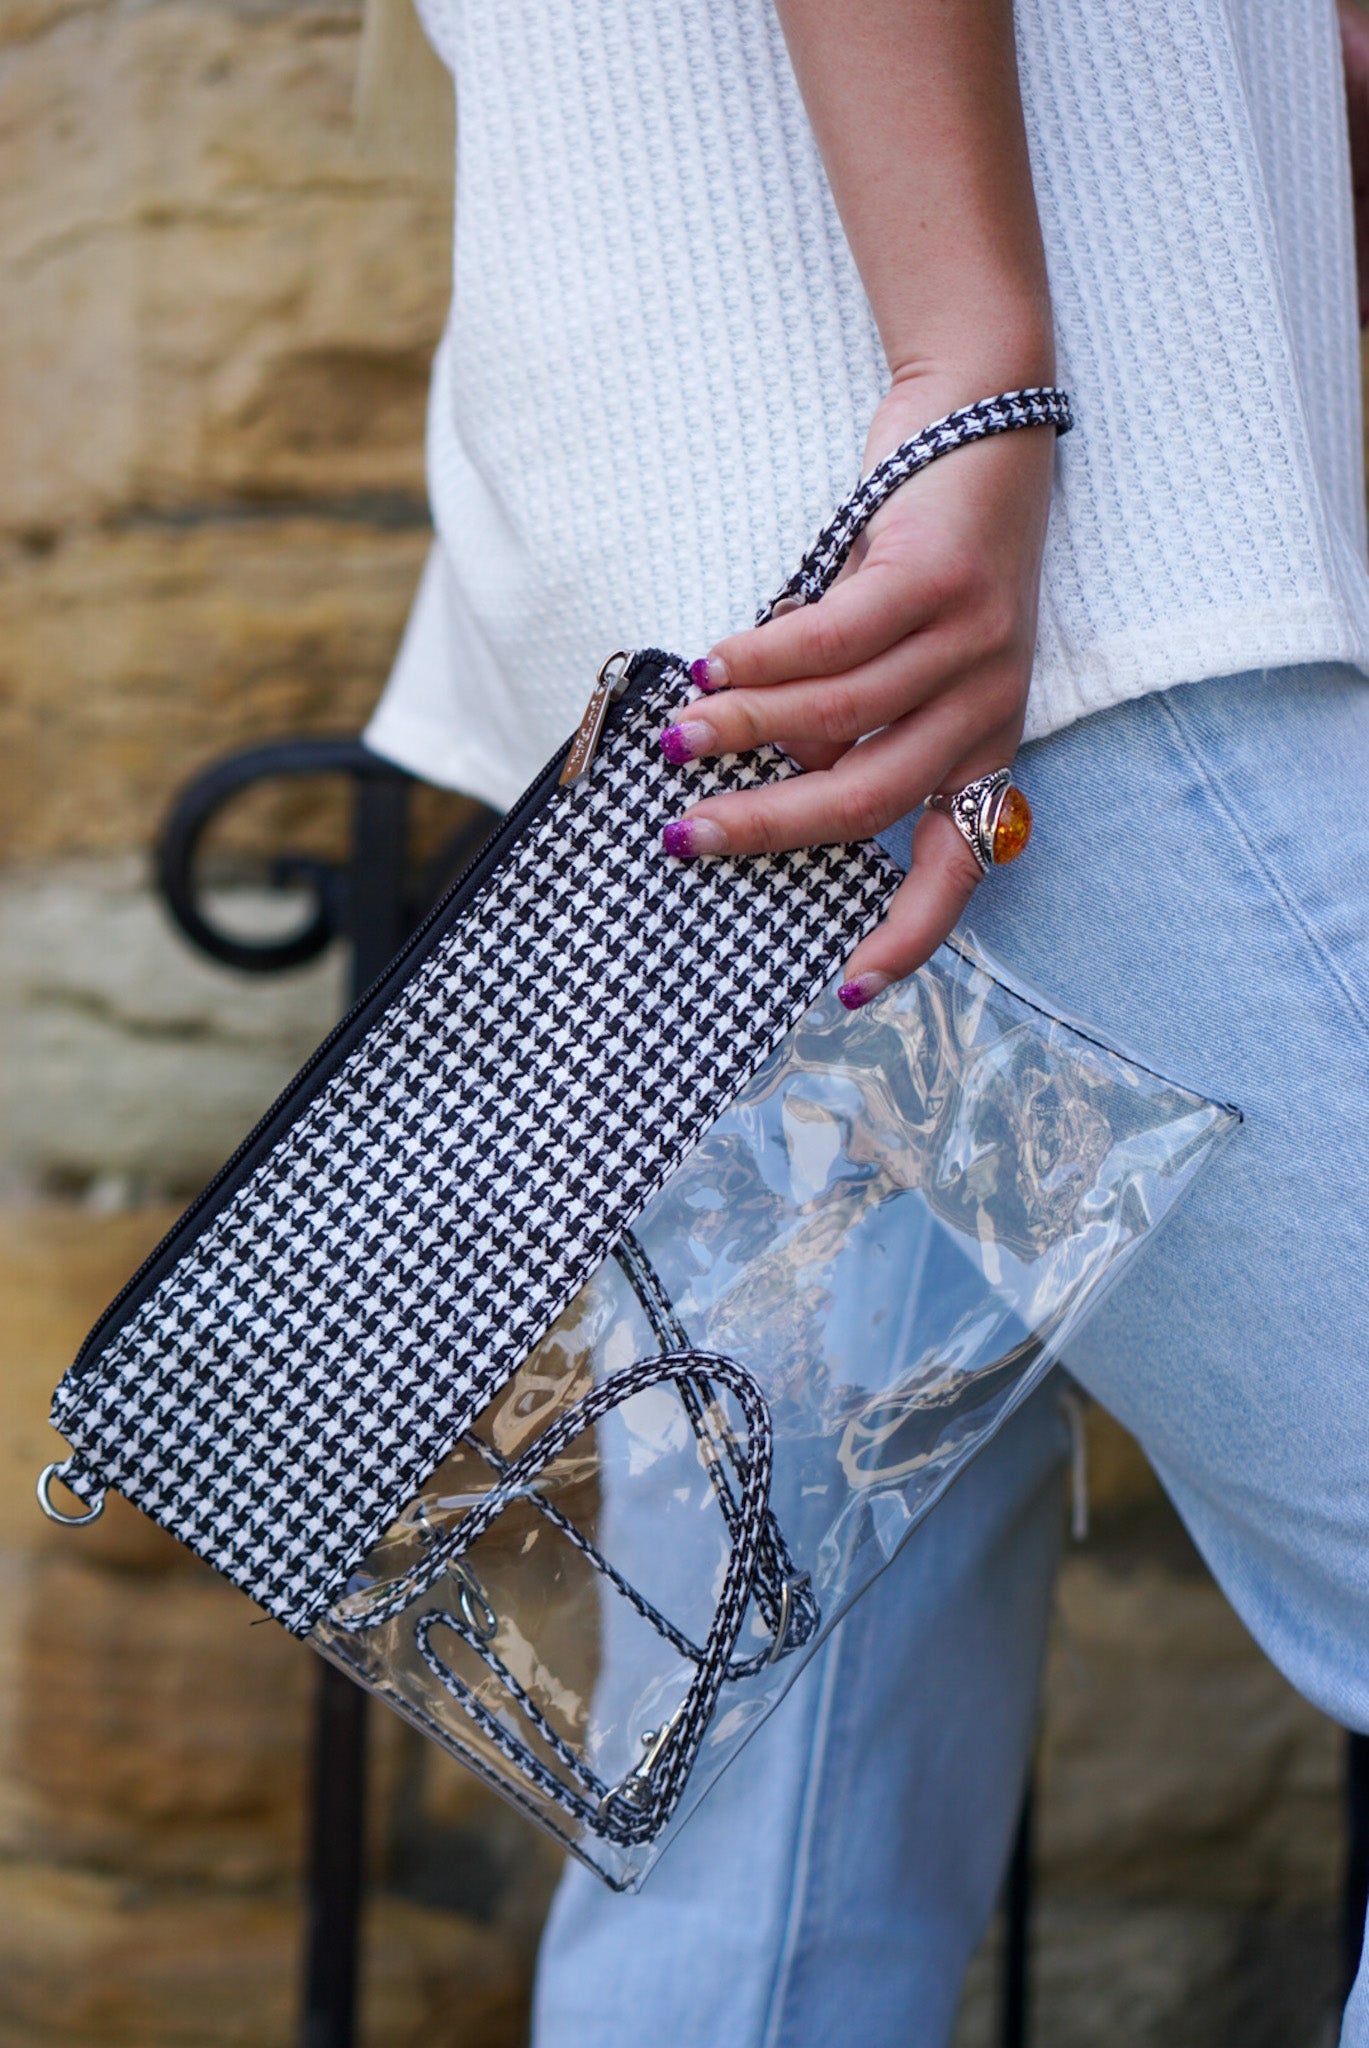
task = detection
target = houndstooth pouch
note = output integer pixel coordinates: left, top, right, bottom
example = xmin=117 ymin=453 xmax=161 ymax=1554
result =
xmin=40 ymin=392 xmax=1236 ymax=1888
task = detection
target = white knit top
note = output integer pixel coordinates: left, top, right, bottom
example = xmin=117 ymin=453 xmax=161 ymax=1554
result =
xmin=366 ymin=0 xmax=1369 ymax=810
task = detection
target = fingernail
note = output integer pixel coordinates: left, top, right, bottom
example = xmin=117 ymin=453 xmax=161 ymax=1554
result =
xmin=662 ymin=817 xmax=729 ymax=859
xmin=837 ymin=972 xmax=891 ymax=1011
xmin=689 ymin=656 xmax=729 ymax=694
xmin=659 ymin=719 xmax=714 ymax=765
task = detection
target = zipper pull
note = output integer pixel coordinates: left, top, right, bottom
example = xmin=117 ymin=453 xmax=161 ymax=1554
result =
xmin=560 ymin=649 xmax=635 ymax=785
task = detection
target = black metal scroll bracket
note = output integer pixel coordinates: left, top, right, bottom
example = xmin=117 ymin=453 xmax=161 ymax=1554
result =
xmin=156 ymin=735 xmax=499 ymax=977
xmin=155 ymin=733 xmax=497 ymax=2048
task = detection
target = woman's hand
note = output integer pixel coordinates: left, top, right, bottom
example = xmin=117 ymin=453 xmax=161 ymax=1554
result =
xmin=656 ymin=0 xmax=1057 ymax=1002
xmin=659 ymin=369 xmax=1056 ymax=1002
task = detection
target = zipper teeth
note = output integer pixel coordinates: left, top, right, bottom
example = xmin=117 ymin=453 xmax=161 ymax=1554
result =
xmin=68 ymin=650 xmax=673 ymax=1380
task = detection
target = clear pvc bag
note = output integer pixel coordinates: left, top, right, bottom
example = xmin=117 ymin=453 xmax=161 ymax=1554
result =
xmin=310 ymin=939 xmax=1236 ymax=1889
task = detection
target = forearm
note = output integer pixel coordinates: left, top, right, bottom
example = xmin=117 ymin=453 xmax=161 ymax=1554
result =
xmin=774 ymin=0 xmax=1053 ymax=393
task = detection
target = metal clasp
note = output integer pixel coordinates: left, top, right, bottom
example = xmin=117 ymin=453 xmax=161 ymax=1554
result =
xmin=600 ymin=1705 xmax=686 ymax=1816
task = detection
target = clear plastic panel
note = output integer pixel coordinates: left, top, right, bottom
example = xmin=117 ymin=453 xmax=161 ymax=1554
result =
xmin=311 ymin=941 xmax=1236 ymax=1889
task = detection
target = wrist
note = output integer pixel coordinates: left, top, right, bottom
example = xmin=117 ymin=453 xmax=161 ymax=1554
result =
xmin=886 ymin=308 xmax=1056 ymax=401
xmin=870 ymin=337 xmax=1058 ymax=458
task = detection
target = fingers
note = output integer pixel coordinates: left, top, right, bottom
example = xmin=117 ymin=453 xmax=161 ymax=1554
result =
xmin=708 ymin=556 xmax=932 ymax=691
xmin=661 ymin=693 xmax=1007 ymax=857
xmin=663 ymin=630 xmax=972 ymax=761
xmin=836 ymin=809 xmax=985 ymax=1003
xmin=780 ymin=738 xmax=849 ymax=774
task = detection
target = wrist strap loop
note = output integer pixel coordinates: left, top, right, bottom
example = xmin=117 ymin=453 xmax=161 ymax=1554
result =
xmin=757 ymin=385 xmax=1073 ymax=625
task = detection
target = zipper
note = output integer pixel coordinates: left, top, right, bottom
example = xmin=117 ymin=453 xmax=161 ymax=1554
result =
xmin=560 ymin=650 xmax=635 ymax=784
xmin=66 ymin=647 xmax=673 ymax=1382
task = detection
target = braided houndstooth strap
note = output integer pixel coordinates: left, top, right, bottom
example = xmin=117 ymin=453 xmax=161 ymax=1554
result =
xmin=757 ymin=386 xmax=1073 ymax=625
xmin=337 ymin=1349 xmax=783 ymax=1847
xmin=612 ymin=1234 xmax=819 ymax=1655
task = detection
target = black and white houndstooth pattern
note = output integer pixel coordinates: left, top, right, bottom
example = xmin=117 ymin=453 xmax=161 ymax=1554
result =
xmin=757 ymin=388 xmax=1073 ymax=623
xmin=49 ymin=662 xmax=898 ymax=1634
xmin=49 ymin=386 xmax=1072 ymax=1640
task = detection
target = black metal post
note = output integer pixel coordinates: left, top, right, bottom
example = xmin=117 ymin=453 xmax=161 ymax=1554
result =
xmin=157 ymin=738 xmax=502 ymax=2048
xmin=1345 ymin=1732 xmax=1369 ymax=2005
xmin=1000 ymin=1778 xmax=1034 ymax=2048
xmin=997 ymin=1716 xmax=1369 ymax=2039
xmin=301 ymin=1668 xmax=371 ymax=2048
xmin=345 ymin=768 xmax=413 ymax=997
xmin=299 ymin=765 xmax=413 ymax=2048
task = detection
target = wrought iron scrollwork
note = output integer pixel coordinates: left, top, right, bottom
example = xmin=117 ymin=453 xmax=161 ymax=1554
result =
xmin=156 ymin=734 xmax=499 ymax=975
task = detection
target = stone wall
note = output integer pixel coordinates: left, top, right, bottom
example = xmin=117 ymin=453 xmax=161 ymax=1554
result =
xmin=1 ymin=0 xmax=448 ymax=860
xmin=0 ymin=4 xmax=1355 ymax=2044
xmin=953 ymin=1438 xmax=1346 ymax=2048
xmin=0 ymin=0 xmax=460 ymax=1201
xmin=4 ymin=1207 xmax=560 ymax=2048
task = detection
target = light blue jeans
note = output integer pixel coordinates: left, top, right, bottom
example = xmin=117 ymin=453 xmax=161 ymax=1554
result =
xmin=532 ymin=664 xmax=1369 ymax=2046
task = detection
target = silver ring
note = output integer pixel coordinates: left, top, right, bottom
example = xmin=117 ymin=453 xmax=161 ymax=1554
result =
xmin=764 ymin=1577 xmax=795 ymax=1666
xmin=448 ymin=1558 xmax=498 ymax=1642
xmin=926 ymin=768 xmax=1029 ymax=874
xmin=37 ymin=1460 xmax=107 ymax=1527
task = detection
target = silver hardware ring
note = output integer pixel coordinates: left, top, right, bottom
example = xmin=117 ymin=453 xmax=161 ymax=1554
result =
xmin=764 ymin=1576 xmax=796 ymax=1666
xmin=448 ymin=1558 xmax=498 ymax=1643
xmin=37 ymin=1461 xmax=107 ymax=1527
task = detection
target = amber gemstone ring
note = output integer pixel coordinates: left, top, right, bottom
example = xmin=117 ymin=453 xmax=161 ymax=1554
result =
xmin=926 ymin=769 xmax=1032 ymax=874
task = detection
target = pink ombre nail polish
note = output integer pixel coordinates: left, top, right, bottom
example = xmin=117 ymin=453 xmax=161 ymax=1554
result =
xmin=662 ymin=818 xmax=729 ymax=858
xmin=689 ymin=656 xmax=729 ymax=694
xmin=837 ymin=972 xmax=891 ymax=1011
xmin=659 ymin=720 xmax=714 ymax=765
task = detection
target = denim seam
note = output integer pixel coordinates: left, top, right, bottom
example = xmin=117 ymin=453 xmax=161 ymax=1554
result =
xmin=756 ymin=1623 xmax=849 ymax=2048
xmin=1156 ymin=690 xmax=1369 ymax=1052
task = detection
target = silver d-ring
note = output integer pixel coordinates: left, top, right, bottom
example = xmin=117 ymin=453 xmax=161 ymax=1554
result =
xmin=449 ymin=1559 xmax=498 ymax=1642
xmin=37 ymin=1461 xmax=107 ymax=1527
xmin=764 ymin=1578 xmax=795 ymax=1666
